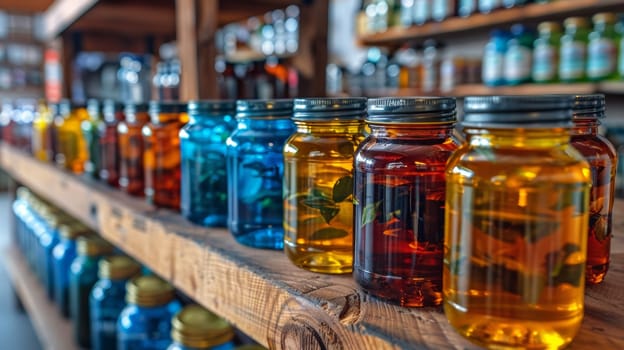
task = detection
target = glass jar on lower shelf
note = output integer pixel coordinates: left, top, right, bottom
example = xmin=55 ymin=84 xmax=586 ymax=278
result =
xmin=226 ymin=99 xmax=295 ymax=249
xmin=118 ymin=275 xmax=180 ymax=350
xmin=167 ymin=305 xmax=235 ymax=350
xmin=91 ymin=256 xmax=142 ymax=350
xmin=444 ymin=95 xmax=591 ymax=349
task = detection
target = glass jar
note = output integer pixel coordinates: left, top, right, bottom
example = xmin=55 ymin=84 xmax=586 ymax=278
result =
xmin=283 ymin=98 xmax=366 ymax=274
xmin=353 ymin=97 xmax=459 ymax=307
xmin=227 ymin=99 xmax=295 ymax=249
xmin=532 ymin=21 xmax=562 ymax=83
xmin=52 ymin=223 xmax=92 ymax=318
xmin=70 ymin=236 xmax=115 ymax=348
xmin=180 ymin=100 xmax=236 ymax=226
xmin=458 ymin=0 xmax=476 ymax=17
xmin=143 ymin=101 xmax=187 ymax=209
xmin=40 ymin=212 xmax=71 ymax=299
xmin=560 ymin=17 xmax=590 ymax=82
xmin=570 ymin=95 xmax=617 ymax=284
xmin=99 ymin=100 xmax=125 ymax=187
xmin=32 ymin=101 xmax=53 ymax=162
xmin=167 ymin=305 xmax=235 ymax=350
xmin=478 ymin=0 xmax=501 ymax=13
xmin=502 ymin=0 xmax=527 ymax=8
xmin=55 ymin=102 xmax=89 ymax=173
xmin=482 ymin=29 xmax=509 ymax=86
xmin=118 ymin=275 xmax=181 ymax=350
xmin=587 ymin=13 xmax=619 ymax=81
xmin=444 ymin=95 xmax=590 ymax=349
xmin=431 ymin=0 xmax=455 ymax=22
xmin=91 ymin=256 xmax=142 ymax=350
xmin=412 ymin=0 xmax=430 ymax=25
xmin=45 ymin=102 xmax=60 ymax=162
xmin=82 ymin=99 xmax=103 ymax=178
xmin=504 ymin=24 xmax=534 ymax=85
xmin=118 ymin=103 xmax=150 ymax=196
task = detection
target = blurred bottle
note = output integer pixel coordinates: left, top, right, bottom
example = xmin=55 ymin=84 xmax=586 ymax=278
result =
xmin=560 ymin=17 xmax=589 ymax=82
xmin=504 ymin=24 xmax=534 ymax=85
xmin=483 ymin=29 xmax=509 ymax=86
xmin=587 ymin=13 xmax=619 ymax=81
xmin=532 ymin=21 xmax=561 ymax=83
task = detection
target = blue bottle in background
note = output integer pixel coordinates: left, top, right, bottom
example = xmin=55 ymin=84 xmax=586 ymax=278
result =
xmin=118 ymin=275 xmax=180 ymax=350
xmin=226 ymin=99 xmax=295 ymax=249
xmin=40 ymin=212 xmax=68 ymax=299
xmin=180 ymin=100 xmax=236 ymax=227
xmin=482 ymin=29 xmax=510 ymax=86
xmin=91 ymin=256 xmax=142 ymax=350
xmin=166 ymin=305 xmax=235 ymax=350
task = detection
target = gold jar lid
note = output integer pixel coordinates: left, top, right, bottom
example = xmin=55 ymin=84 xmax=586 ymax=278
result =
xmin=15 ymin=187 xmax=30 ymax=200
xmin=126 ymin=275 xmax=175 ymax=307
xmin=99 ymin=256 xmax=141 ymax=280
xmin=171 ymin=305 xmax=234 ymax=348
xmin=42 ymin=213 xmax=72 ymax=229
xmin=235 ymin=345 xmax=267 ymax=350
xmin=593 ymin=12 xmax=617 ymax=24
xmin=537 ymin=21 xmax=561 ymax=34
xmin=564 ymin=17 xmax=589 ymax=29
xmin=59 ymin=223 xmax=92 ymax=239
xmin=77 ymin=236 xmax=114 ymax=256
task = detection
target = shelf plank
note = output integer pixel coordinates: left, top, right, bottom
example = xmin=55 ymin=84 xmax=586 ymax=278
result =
xmin=1 ymin=142 xmax=624 ymax=349
xmin=2 ymin=248 xmax=78 ymax=350
xmin=360 ymin=0 xmax=624 ymax=45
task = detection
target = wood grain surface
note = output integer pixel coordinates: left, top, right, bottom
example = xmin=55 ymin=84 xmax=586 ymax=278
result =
xmin=1 ymin=142 xmax=623 ymax=349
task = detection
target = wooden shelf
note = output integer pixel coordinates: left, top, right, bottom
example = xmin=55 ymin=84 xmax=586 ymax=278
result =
xmin=2 ymin=248 xmax=78 ymax=350
xmin=1 ymin=142 xmax=624 ymax=349
xmin=360 ymin=0 xmax=624 ymax=45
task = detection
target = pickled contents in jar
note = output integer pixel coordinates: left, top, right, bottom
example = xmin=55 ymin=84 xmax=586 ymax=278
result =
xmin=444 ymin=157 xmax=589 ymax=349
xmin=284 ymin=160 xmax=355 ymax=274
xmin=118 ymin=123 xmax=145 ymax=196
xmin=144 ymin=123 xmax=181 ymax=209
xmin=354 ymin=174 xmax=445 ymax=307
xmin=229 ymin=151 xmax=284 ymax=248
xmin=571 ymin=134 xmax=616 ymax=284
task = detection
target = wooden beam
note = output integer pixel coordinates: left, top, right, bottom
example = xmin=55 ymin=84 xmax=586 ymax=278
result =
xmin=197 ymin=0 xmax=218 ymax=99
xmin=41 ymin=0 xmax=98 ymax=40
xmin=294 ymin=0 xmax=329 ymax=97
xmin=176 ymin=0 xmax=199 ymax=101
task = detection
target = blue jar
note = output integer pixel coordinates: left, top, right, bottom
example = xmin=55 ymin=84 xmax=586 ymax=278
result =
xmin=39 ymin=212 xmax=69 ymax=299
xmin=482 ymin=29 xmax=510 ymax=86
xmin=180 ymin=100 xmax=236 ymax=227
xmin=70 ymin=236 xmax=114 ymax=348
xmin=91 ymin=256 xmax=142 ymax=350
xmin=12 ymin=187 xmax=31 ymax=254
xmin=167 ymin=305 xmax=235 ymax=350
xmin=226 ymin=99 xmax=294 ymax=249
xmin=118 ymin=275 xmax=180 ymax=350
xmin=52 ymin=223 xmax=92 ymax=318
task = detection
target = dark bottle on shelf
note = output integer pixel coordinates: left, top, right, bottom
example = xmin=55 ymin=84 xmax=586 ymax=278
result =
xmin=118 ymin=103 xmax=150 ymax=196
xmin=98 ymin=100 xmax=125 ymax=187
xmin=354 ymin=97 xmax=459 ymax=307
xmin=570 ymin=95 xmax=617 ymax=285
xmin=82 ymin=99 xmax=103 ymax=178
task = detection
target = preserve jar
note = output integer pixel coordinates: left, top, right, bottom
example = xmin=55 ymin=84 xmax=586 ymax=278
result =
xmin=99 ymin=100 xmax=125 ymax=187
xmin=180 ymin=100 xmax=236 ymax=226
xmin=167 ymin=305 xmax=235 ymax=350
xmin=82 ymin=99 xmax=103 ymax=178
xmin=226 ymin=99 xmax=294 ymax=249
xmin=283 ymin=98 xmax=366 ymax=274
xmin=354 ymin=97 xmax=459 ymax=306
xmin=143 ymin=101 xmax=186 ymax=209
xmin=570 ymin=94 xmax=617 ymax=284
xmin=118 ymin=275 xmax=181 ymax=350
xmin=32 ymin=101 xmax=54 ymax=161
xmin=70 ymin=236 xmax=115 ymax=348
xmin=444 ymin=95 xmax=591 ymax=349
xmin=118 ymin=103 xmax=150 ymax=196
xmin=91 ymin=256 xmax=142 ymax=350
xmin=55 ymin=102 xmax=89 ymax=173
xmin=52 ymin=223 xmax=92 ymax=318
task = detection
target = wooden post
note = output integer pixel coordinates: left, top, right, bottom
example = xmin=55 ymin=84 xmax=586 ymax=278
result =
xmin=176 ymin=0 xmax=199 ymax=101
xmin=294 ymin=0 xmax=329 ymax=97
xmin=197 ymin=0 xmax=219 ymax=99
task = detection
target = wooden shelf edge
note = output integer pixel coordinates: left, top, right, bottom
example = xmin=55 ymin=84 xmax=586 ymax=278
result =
xmin=359 ymin=0 xmax=624 ymax=45
xmin=1 ymin=143 xmax=624 ymax=349
xmin=2 ymin=248 xmax=78 ymax=350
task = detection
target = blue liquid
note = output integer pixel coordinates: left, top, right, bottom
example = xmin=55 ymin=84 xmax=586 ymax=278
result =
xmin=39 ymin=223 xmax=60 ymax=299
xmin=117 ymin=301 xmax=181 ymax=350
xmin=52 ymin=238 xmax=77 ymax=318
xmin=91 ymin=278 xmax=129 ymax=350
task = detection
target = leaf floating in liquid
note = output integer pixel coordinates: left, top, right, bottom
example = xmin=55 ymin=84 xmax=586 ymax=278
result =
xmin=590 ymin=213 xmax=609 ymax=242
xmin=361 ymin=201 xmax=381 ymax=226
xmin=332 ymin=175 xmax=353 ymax=203
xmin=338 ymin=141 xmax=354 ymax=157
xmin=302 ymin=197 xmax=336 ymax=210
xmin=551 ymin=188 xmax=587 ymax=214
xmin=320 ymin=206 xmax=340 ymax=224
xmin=473 ymin=210 xmax=559 ymax=244
xmin=547 ymin=243 xmax=584 ymax=287
xmin=310 ymin=227 xmax=349 ymax=241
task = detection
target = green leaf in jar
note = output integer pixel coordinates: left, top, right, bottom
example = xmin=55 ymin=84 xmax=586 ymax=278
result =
xmin=473 ymin=210 xmax=559 ymax=244
xmin=302 ymin=197 xmax=336 ymax=210
xmin=550 ymin=187 xmax=587 ymax=214
xmin=310 ymin=227 xmax=349 ymax=241
xmin=591 ymin=213 xmax=609 ymax=242
xmin=320 ymin=206 xmax=340 ymax=224
xmin=547 ymin=243 xmax=584 ymax=287
xmin=338 ymin=141 xmax=354 ymax=157
xmin=361 ymin=201 xmax=381 ymax=227
xmin=332 ymin=175 xmax=353 ymax=203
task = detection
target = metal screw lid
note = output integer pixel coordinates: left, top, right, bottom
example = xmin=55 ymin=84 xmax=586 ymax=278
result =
xmin=98 ymin=255 xmax=142 ymax=280
xmin=367 ymin=97 xmax=456 ymax=123
xmin=59 ymin=223 xmax=92 ymax=240
xmin=77 ymin=235 xmax=114 ymax=257
xmin=236 ymin=99 xmax=293 ymax=118
xmin=187 ymin=100 xmax=236 ymax=116
xmin=292 ymin=97 xmax=366 ymax=120
xmin=572 ymin=94 xmax=605 ymax=119
xmin=462 ymin=95 xmax=573 ymax=128
xmin=126 ymin=275 xmax=175 ymax=307
xmin=171 ymin=305 xmax=235 ymax=348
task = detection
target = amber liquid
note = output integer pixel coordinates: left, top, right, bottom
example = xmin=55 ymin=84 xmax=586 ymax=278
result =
xmin=55 ymin=110 xmax=89 ymax=174
xmin=283 ymin=125 xmax=364 ymax=274
xmin=444 ymin=133 xmax=590 ymax=349
xmin=143 ymin=116 xmax=182 ymax=209
xmin=571 ymin=130 xmax=616 ymax=284
xmin=98 ymin=122 xmax=121 ymax=187
xmin=118 ymin=119 xmax=147 ymax=196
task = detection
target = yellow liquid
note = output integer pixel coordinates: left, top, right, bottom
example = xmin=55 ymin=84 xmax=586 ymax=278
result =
xmin=283 ymin=127 xmax=364 ymax=274
xmin=32 ymin=106 xmax=52 ymax=161
xmin=56 ymin=109 xmax=89 ymax=173
xmin=444 ymin=136 xmax=590 ymax=349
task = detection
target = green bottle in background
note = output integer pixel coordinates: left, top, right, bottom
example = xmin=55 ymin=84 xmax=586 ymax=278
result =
xmin=587 ymin=13 xmax=620 ymax=81
xmin=532 ymin=21 xmax=562 ymax=83
xmin=559 ymin=17 xmax=590 ymax=83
